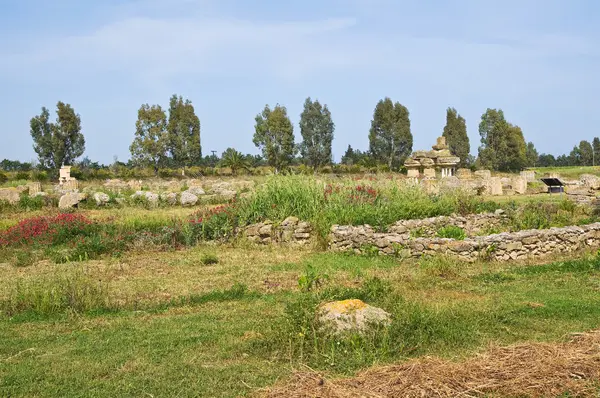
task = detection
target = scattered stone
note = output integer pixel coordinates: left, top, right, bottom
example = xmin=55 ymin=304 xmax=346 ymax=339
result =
xmin=160 ymin=192 xmax=178 ymax=205
xmin=317 ymin=299 xmax=391 ymax=335
xmin=0 ymin=188 xmax=20 ymax=204
xmin=93 ymin=192 xmax=110 ymax=206
xmin=474 ymin=170 xmax=492 ymax=179
xmin=145 ymin=192 xmax=159 ymax=206
xmin=186 ymin=186 xmax=206 ymax=196
xmin=59 ymin=192 xmax=86 ymax=209
xmin=180 ymin=191 xmax=199 ymax=206
xmin=456 ymin=169 xmax=473 ymax=180
xmin=580 ymin=174 xmax=600 ymax=190
xmin=520 ymin=170 xmax=536 ymax=182
xmin=512 ymin=176 xmax=528 ymax=195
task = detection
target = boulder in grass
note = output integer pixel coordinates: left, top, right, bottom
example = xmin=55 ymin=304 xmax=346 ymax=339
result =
xmin=160 ymin=192 xmax=178 ymax=206
xmin=186 ymin=186 xmax=206 ymax=196
xmin=317 ymin=299 xmax=391 ymax=335
xmin=94 ymin=192 xmax=110 ymax=206
xmin=145 ymin=192 xmax=159 ymax=207
xmin=59 ymin=192 xmax=86 ymax=209
xmin=0 ymin=188 xmax=20 ymax=205
xmin=180 ymin=191 xmax=199 ymax=206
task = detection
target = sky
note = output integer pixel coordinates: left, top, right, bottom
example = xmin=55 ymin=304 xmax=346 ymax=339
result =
xmin=1 ymin=0 xmax=599 ymax=164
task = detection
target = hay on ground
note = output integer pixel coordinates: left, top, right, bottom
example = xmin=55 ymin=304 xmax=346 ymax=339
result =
xmin=261 ymin=330 xmax=600 ymax=397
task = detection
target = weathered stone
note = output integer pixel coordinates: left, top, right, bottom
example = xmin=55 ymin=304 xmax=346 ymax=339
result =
xmin=512 ymin=176 xmax=528 ymax=195
xmin=456 ymin=168 xmax=473 ymax=180
xmin=0 ymin=188 xmax=20 ymax=204
xmin=93 ymin=192 xmax=110 ymax=206
xmin=145 ymin=192 xmax=159 ymax=206
xmin=317 ymin=299 xmax=391 ymax=335
xmin=59 ymin=192 xmax=85 ymax=209
xmin=258 ymin=224 xmax=273 ymax=237
xmin=160 ymin=192 xmax=178 ymax=205
xmin=580 ymin=174 xmax=600 ymax=190
xmin=180 ymin=191 xmax=199 ymax=206
xmin=281 ymin=216 xmax=299 ymax=227
xmin=474 ymin=170 xmax=492 ymax=179
xmin=187 ymin=186 xmax=206 ymax=196
xmin=520 ymin=170 xmax=536 ymax=182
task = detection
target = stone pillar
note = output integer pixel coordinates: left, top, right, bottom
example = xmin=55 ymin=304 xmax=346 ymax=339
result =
xmin=423 ymin=167 xmax=436 ymax=178
xmin=407 ymin=168 xmax=420 ymax=178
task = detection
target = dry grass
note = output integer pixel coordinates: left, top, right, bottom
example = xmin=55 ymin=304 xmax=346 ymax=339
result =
xmin=263 ymin=330 xmax=600 ymax=398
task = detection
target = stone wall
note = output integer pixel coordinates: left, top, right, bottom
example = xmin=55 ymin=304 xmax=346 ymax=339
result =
xmin=329 ymin=222 xmax=600 ymax=262
xmin=244 ymin=216 xmax=312 ymax=245
xmin=388 ymin=212 xmax=508 ymax=237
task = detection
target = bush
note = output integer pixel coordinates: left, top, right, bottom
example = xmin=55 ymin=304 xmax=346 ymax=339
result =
xmin=0 ymin=172 xmax=7 ymax=184
xmin=31 ymin=170 xmax=49 ymax=182
xmin=200 ymin=253 xmax=219 ymax=265
xmin=437 ymin=226 xmax=466 ymax=240
xmin=189 ymin=205 xmax=237 ymax=241
xmin=14 ymin=171 xmax=30 ymax=181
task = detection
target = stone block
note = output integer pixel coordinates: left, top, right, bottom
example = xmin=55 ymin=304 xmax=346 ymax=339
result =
xmin=520 ymin=170 xmax=536 ymax=182
xmin=423 ymin=168 xmax=436 ymax=178
xmin=512 ymin=176 xmax=528 ymax=195
xmin=456 ymin=168 xmax=472 ymax=180
xmin=474 ymin=170 xmax=492 ymax=179
xmin=407 ymin=168 xmax=420 ymax=178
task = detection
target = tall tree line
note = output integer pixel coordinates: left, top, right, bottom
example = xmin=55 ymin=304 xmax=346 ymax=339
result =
xmin=30 ymin=97 xmax=600 ymax=175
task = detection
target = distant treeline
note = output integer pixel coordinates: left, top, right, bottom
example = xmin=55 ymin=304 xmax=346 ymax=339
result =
xmin=5 ymin=95 xmax=600 ymax=179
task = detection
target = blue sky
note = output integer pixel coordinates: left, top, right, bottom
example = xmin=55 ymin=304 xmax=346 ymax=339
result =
xmin=1 ymin=0 xmax=599 ymax=164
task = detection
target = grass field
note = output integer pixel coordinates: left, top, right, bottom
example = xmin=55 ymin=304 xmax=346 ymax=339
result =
xmin=2 ymin=174 xmax=600 ymax=397
xmin=1 ymin=244 xmax=600 ymax=397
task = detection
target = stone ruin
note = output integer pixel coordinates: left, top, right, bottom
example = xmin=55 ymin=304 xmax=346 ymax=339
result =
xmin=404 ymin=136 xmax=460 ymax=179
xmin=58 ymin=165 xmax=78 ymax=191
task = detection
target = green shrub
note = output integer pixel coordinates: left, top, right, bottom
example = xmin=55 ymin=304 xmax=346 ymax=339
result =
xmin=18 ymin=194 xmax=45 ymax=211
xmin=0 ymin=172 xmax=7 ymax=184
xmin=14 ymin=171 xmax=30 ymax=181
xmin=31 ymin=170 xmax=49 ymax=182
xmin=200 ymin=253 xmax=219 ymax=265
xmin=298 ymin=264 xmax=329 ymax=292
xmin=436 ymin=226 xmax=466 ymax=240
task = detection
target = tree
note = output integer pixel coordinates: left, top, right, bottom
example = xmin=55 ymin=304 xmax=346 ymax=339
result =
xmin=298 ymin=97 xmax=335 ymax=170
xmin=341 ymin=145 xmax=356 ymax=165
xmin=525 ymin=141 xmax=539 ymax=167
xmin=253 ymin=104 xmax=295 ymax=173
xmin=538 ymin=153 xmax=556 ymax=167
xmin=368 ymin=98 xmax=412 ymax=169
xmin=220 ymin=148 xmax=250 ymax=175
xmin=579 ymin=140 xmax=594 ymax=166
xmin=167 ymin=95 xmax=201 ymax=170
xmin=593 ymin=137 xmax=600 ymax=166
xmin=477 ymin=108 xmax=526 ymax=172
xmin=442 ymin=108 xmax=469 ymax=167
xmin=30 ymin=102 xmax=85 ymax=172
xmin=129 ymin=104 xmax=168 ymax=174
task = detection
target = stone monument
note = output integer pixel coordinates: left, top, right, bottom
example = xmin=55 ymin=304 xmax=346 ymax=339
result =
xmin=404 ymin=136 xmax=460 ymax=179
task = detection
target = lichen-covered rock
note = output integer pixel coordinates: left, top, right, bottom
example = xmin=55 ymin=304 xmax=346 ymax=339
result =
xmin=186 ymin=186 xmax=206 ymax=196
xmin=145 ymin=192 xmax=159 ymax=206
xmin=59 ymin=192 xmax=86 ymax=209
xmin=160 ymin=192 xmax=178 ymax=205
xmin=317 ymin=299 xmax=391 ymax=335
xmin=180 ymin=191 xmax=199 ymax=206
xmin=94 ymin=192 xmax=110 ymax=206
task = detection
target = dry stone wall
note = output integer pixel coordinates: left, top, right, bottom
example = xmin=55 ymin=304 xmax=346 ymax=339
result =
xmin=388 ymin=212 xmax=508 ymax=237
xmin=329 ymin=222 xmax=600 ymax=262
xmin=244 ymin=217 xmax=312 ymax=245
